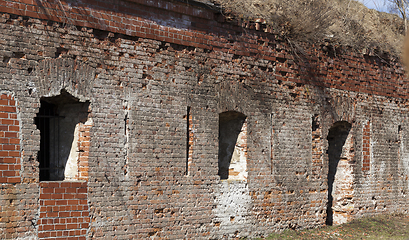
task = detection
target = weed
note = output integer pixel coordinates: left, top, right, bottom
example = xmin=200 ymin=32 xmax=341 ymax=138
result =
xmin=213 ymin=0 xmax=405 ymax=56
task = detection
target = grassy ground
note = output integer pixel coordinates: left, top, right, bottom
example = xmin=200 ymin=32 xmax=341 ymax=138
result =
xmin=260 ymin=213 xmax=409 ymax=240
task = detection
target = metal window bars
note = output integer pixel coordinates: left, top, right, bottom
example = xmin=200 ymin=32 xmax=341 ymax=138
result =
xmin=35 ymin=101 xmax=64 ymax=181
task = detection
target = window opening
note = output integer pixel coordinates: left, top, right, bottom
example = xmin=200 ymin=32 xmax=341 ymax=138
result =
xmin=218 ymin=111 xmax=247 ymax=180
xmin=35 ymin=90 xmax=90 ymax=181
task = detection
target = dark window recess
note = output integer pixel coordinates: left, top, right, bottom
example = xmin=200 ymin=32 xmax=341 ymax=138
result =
xmin=35 ymin=101 xmax=63 ymax=181
xmin=35 ymin=90 xmax=90 ymax=181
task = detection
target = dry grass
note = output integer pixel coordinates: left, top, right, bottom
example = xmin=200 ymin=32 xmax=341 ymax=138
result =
xmin=261 ymin=213 xmax=409 ymax=239
xmin=212 ymin=0 xmax=405 ymax=56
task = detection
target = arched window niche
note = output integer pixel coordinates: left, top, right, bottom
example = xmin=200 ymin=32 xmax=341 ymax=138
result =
xmin=218 ymin=111 xmax=247 ymax=181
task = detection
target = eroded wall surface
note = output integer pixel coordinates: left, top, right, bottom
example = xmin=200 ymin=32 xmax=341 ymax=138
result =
xmin=0 ymin=0 xmax=408 ymax=239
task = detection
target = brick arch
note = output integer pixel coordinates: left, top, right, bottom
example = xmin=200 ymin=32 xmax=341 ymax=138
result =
xmin=35 ymin=58 xmax=95 ymax=101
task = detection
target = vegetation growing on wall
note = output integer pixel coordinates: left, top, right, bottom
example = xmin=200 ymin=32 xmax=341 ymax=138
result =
xmin=212 ymin=0 xmax=405 ymax=56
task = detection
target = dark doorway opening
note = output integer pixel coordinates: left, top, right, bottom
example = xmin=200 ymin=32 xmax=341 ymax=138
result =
xmin=326 ymin=121 xmax=351 ymax=225
xmin=218 ymin=111 xmax=247 ymax=180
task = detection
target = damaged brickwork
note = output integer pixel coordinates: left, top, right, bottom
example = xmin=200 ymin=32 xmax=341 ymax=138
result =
xmin=0 ymin=0 xmax=409 ymax=239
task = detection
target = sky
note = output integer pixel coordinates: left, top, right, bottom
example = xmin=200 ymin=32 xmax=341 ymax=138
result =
xmin=358 ymin=0 xmax=389 ymax=12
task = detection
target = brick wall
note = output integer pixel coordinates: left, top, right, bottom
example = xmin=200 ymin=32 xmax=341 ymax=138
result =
xmin=0 ymin=94 xmax=35 ymax=239
xmin=38 ymin=182 xmax=89 ymax=240
xmin=0 ymin=0 xmax=408 ymax=239
xmin=0 ymin=0 xmax=407 ymax=99
xmin=77 ymin=119 xmax=92 ymax=181
xmin=0 ymin=94 xmax=20 ymax=184
xmin=362 ymin=120 xmax=371 ymax=172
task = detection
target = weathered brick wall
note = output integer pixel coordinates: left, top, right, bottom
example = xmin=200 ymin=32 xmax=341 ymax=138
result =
xmin=0 ymin=0 xmax=408 ymax=239
xmin=362 ymin=120 xmax=371 ymax=172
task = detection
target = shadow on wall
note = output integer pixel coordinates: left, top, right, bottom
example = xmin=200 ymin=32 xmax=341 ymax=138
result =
xmin=326 ymin=121 xmax=352 ymax=225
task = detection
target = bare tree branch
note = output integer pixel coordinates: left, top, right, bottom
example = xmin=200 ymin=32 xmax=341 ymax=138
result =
xmin=388 ymin=0 xmax=408 ymax=33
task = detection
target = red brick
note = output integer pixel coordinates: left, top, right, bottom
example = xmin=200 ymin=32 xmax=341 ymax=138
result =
xmin=42 ymin=224 xmax=55 ymax=231
xmin=0 ymin=106 xmax=16 ymax=113
xmin=59 ymin=211 xmax=70 ymax=218
xmin=5 ymin=132 xmax=17 ymax=138
xmin=43 ymin=200 xmax=56 ymax=206
xmin=2 ymin=145 xmax=15 ymax=151
xmin=0 ymin=95 xmax=11 ymax=100
xmin=67 ymin=200 xmax=79 ymax=205
xmin=74 ymin=193 xmax=87 ymax=199
xmin=46 ymin=212 xmax=59 ymax=218
xmin=56 ymin=200 xmax=68 ymax=205
xmin=0 ymin=157 xmax=16 ymax=163
xmin=19 ymin=0 xmax=36 ymax=5
xmin=66 ymin=223 xmax=79 ymax=229
xmin=41 ymin=182 xmax=60 ymax=188
xmin=8 ymin=151 xmax=20 ymax=157
xmin=8 ymin=126 xmax=19 ymax=132
xmin=70 ymin=212 xmax=82 ymax=217
xmin=77 ymin=188 xmax=87 ymax=193
xmin=51 ymin=193 xmax=63 ymax=199
xmin=39 ymin=193 xmax=51 ymax=199
xmin=55 ymin=224 xmax=67 ymax=230
xmin=41 ymin=187 xmax=54 ymax=194
xmin=55 ymin=188 xmax=66 ymax=194
xmin=1 ymin=119 xmax=14 ymax=125
xmin=80 ymin=223 xmax=89 ymax=228
xmin=8 ymin=164 xmax=21 ymax=170
xmin=0 ymin=151 xmax=9 ymax=157
xmin=6 ymin=177 xmax=20 ymax=183
xmin=2 ymin=170 xmax=19 ymax=176
xmin=60 ymin=182 xmax=72 ymax=188
xmin=0 ymin=98 xmax=8 ymax=105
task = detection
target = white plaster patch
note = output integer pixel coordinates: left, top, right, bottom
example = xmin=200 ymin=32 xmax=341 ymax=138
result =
xmin=16 ymin=233 xmax=38 ymax=240
xmin=229 ymin=120 xmax=247 ymax=180
xmin=64 ymin=123 xmax=80 ymax=180
xmin=213 ymin=180 xmax=251 ymax=238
